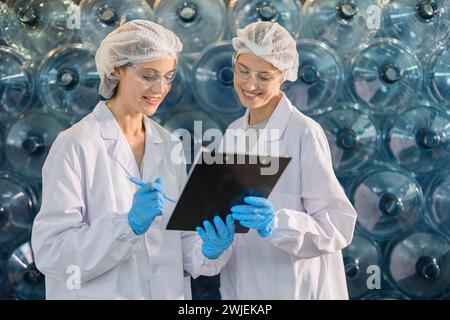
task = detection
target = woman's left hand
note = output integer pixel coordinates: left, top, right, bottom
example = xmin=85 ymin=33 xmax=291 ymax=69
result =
xmin=231 ymin=196 xmax=275 ymax=238
xmin=196 ymin=214 xmax=236 ymax=259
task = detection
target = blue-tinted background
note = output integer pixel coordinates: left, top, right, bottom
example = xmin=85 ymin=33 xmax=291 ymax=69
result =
xmin=0 ymin=0 xmax=449 ymax=300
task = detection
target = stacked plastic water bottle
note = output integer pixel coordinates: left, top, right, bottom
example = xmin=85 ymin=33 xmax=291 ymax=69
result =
xmin=301 ymin=0 xmax=450 ymax=300
xmin=0 ymin=0 xmax=449 ymax=300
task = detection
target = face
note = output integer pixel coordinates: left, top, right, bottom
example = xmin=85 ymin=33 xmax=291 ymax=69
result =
xmin=112 ymin=56 xmax=176 ymax=116
xmin=233 ymin=53 xmax=283 ymax=110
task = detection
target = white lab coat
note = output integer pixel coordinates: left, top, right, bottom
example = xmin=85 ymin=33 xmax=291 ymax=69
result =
xmin=219 ymin=94 xmax=357 ymax=299
xmin=31 ymin=101 xmax=231 ymax=300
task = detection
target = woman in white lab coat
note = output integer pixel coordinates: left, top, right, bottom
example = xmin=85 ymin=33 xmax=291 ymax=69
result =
xmin=219 ymin=21 xmax=358 ymax=299
xmin=31 ymin=20 xmax=234 ymax=300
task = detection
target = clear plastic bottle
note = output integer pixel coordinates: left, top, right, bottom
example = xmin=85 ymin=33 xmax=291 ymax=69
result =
xmin=37 ymin=43 xmax=100 ymax=122
xmin=0 ymin=46 xmax=35 ymax=120
xmin=0 ymin=127 xmax=4 ymax=168
xmin=154 ymin=0 xmax=226 ymax=57
xmin=425 ymin=31 xmax=450 ymax=107
xmin=311 ymin=103 xmax=380 ymax=177
xmin=80 ymin=0 xmax=154 ymax=48
xmin=302 ymin=0 xmax=380 ymax=54
xmin=0 ymin=172 xmax=38 ymax=246
xmin=162 ymin=107 xmax=223 ymax=169
xmin=0 ymin=0 xmax=78 ymax=58
xmin=383 ymin=104 xmax=450 ymax=175
xmin=5 ymin=109 xmax=69 ymax=180
xmin=5 ymin=242 xmax=45 ymax=300
xmin=361 ymin=290 xmax=409 ymax=300
xmin=348 ymin=164 xmax=423 ymax=241
xmin=0 ymin=2 xmax=6 ymax=46
xmin=381 ymin=0 xmax=450 ymax=56
xmin=228 ymin=0 xmax=303 ymax=39
xmin=347 ymin=38 xmax=422 ymax=114
xmin=285 ymin=39 xmax=344 ymax=114
xmin=192 ymin=42 xmax=245 ymax=118
xmin=343 ymin=234 xmax=382 ymax=299
xmin=424 ymin=168 xmax=450 ymax=238
xmin=387 ymin=231 xmax=450 ymax=299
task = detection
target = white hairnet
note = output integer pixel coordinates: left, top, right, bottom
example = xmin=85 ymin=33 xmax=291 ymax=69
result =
xmin=232 ymin=21 xmax=299 ymax=82
xmin=95 ymin=19 xmax=183 ymax=99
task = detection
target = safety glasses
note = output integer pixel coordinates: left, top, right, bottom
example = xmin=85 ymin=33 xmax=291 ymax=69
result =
xmin=128 ymin=63 xmax=177 ymax=87
xmin=234 ymin=63 xmax=282 ymax=86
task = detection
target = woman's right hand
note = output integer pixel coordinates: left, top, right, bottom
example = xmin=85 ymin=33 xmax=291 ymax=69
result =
xmin=128 ymin=178 xmax=164 ymax=235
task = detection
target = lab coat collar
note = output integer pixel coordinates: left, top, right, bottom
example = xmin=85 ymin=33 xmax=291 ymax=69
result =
xmin=94 ymin=101 xmax=163 ymax=144
xmin=238 ymin=93 xmax=294 ymax=142
xmin=93 ymin=101 xmax=163 ymax=178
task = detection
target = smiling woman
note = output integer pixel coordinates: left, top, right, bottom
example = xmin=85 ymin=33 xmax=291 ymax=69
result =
xmin=219 ymin=21 xmax=358 ymax=300
xmin=233 ymin=54 xmax=284 ymax=125
xmin=30 ymin=19 xmax=234 ymax=300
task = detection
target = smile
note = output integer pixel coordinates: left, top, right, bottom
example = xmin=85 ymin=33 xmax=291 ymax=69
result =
xmin=241 ymin=89 xmax=261 ymax=100
xmin=143 ymin=96 xmax=161 ymax=105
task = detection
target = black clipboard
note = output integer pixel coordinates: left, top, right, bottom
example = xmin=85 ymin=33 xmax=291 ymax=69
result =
xmin=166 ymin=151 xmax=291 ymax=233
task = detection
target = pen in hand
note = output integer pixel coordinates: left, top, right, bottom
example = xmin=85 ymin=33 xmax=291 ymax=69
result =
xmin=127 ymin=176 xmax=177 ymax=203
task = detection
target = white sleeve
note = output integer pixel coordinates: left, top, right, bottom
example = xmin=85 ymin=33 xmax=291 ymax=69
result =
xmin=173 ymin=143 xmax=232 ymax=278
xmin=181 ymin=231 xmax=232 ymax=279
xmin=31 ymin=137 xmax=140 ymax=284
xmin=268 ymin=123 xmax=357 ymax=259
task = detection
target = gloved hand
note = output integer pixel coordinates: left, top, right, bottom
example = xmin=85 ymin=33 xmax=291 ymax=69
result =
xmin=196 ymin=215 xmax=235 ymax=259
xmin=231 ymin=196 xmax=275 ymax=238
xmin=128 ymin=178 xmax=164 ymax=235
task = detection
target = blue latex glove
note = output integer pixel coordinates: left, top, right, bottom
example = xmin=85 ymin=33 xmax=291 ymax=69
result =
xmin=128 ymin=178 xmax=164 ymax=235
xmin=196 ymin=215 xmax=235 ymax=259
xmin=231 ymin=196 xmax=275 ymax=238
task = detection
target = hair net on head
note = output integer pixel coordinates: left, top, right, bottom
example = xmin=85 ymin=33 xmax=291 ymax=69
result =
xmin=232 ymin=21 xmax=299 ymax=82
xmin=95 ymin=19 xmax=183 ymax=99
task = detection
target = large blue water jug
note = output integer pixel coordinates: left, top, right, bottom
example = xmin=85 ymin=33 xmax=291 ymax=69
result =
xmin=162 ymin=108 xmax=223 ymax=168
xmin=347 ymin=38 xmax=422 ymax=114
xmin=153 ymin=60 xmax=190 ymax=122
xmin=302 ymin=0 xmax=380 ymax=54
xmin=381 ymin=0 xmax=450 ymax=56
xmin=343 ymin=234 xmax=382 ymax=299
xmin=0 ymin=0 xmax=78 ymax=58
xmin=361 ymin=290 xmax=409 ymax=300
xmin=0 ymin=46 xmax=35 ymax=120
xmin=425 ymin=31 xmax=450 ymax=108
xmin=192 ymin=42 xmax=245 ymax=118
xmin=285 ymin=39 xmax=344 ymax=114
xmin=387 ymin=231 xmax=450 ymax=299
xmin=348 ymin=165 xmax=423 ymax=240
xmin=37 ymin=43 xmax=100 ymax=122
xmin=0 ymin=172 xmax=37 ymax=246
xmin=424 ymin=168 xmax=450 ymax=238
xmin=311 ymin=103 xmax=380 ymax=177
xmin=80 ymin=0 xmax=154 ymax=48
xmin=0 ymin=243 xmax=9 ymax=280
xmin=5 ymin=110 xmax=69 ymax=180
xmin=228 ymin=0 xmax=303 ymax=38
xmin=383 ymin=104 xmax=450 ymax=175
xmin=0 ymin=2 xmax=6 ymax=46
xmin=5 ymin=242 xmax=45 ymax=300
xmin=0 ymin=127 xmax=4 ymax=167
xmin=154 ymin=0 xmax=226 ymax=57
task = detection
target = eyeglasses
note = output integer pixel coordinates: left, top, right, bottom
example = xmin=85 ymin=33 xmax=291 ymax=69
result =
xmin=128 ymin=63 xmax=177 ymax=87
xmin=234 ymin=64 xmax=282 ymax=86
